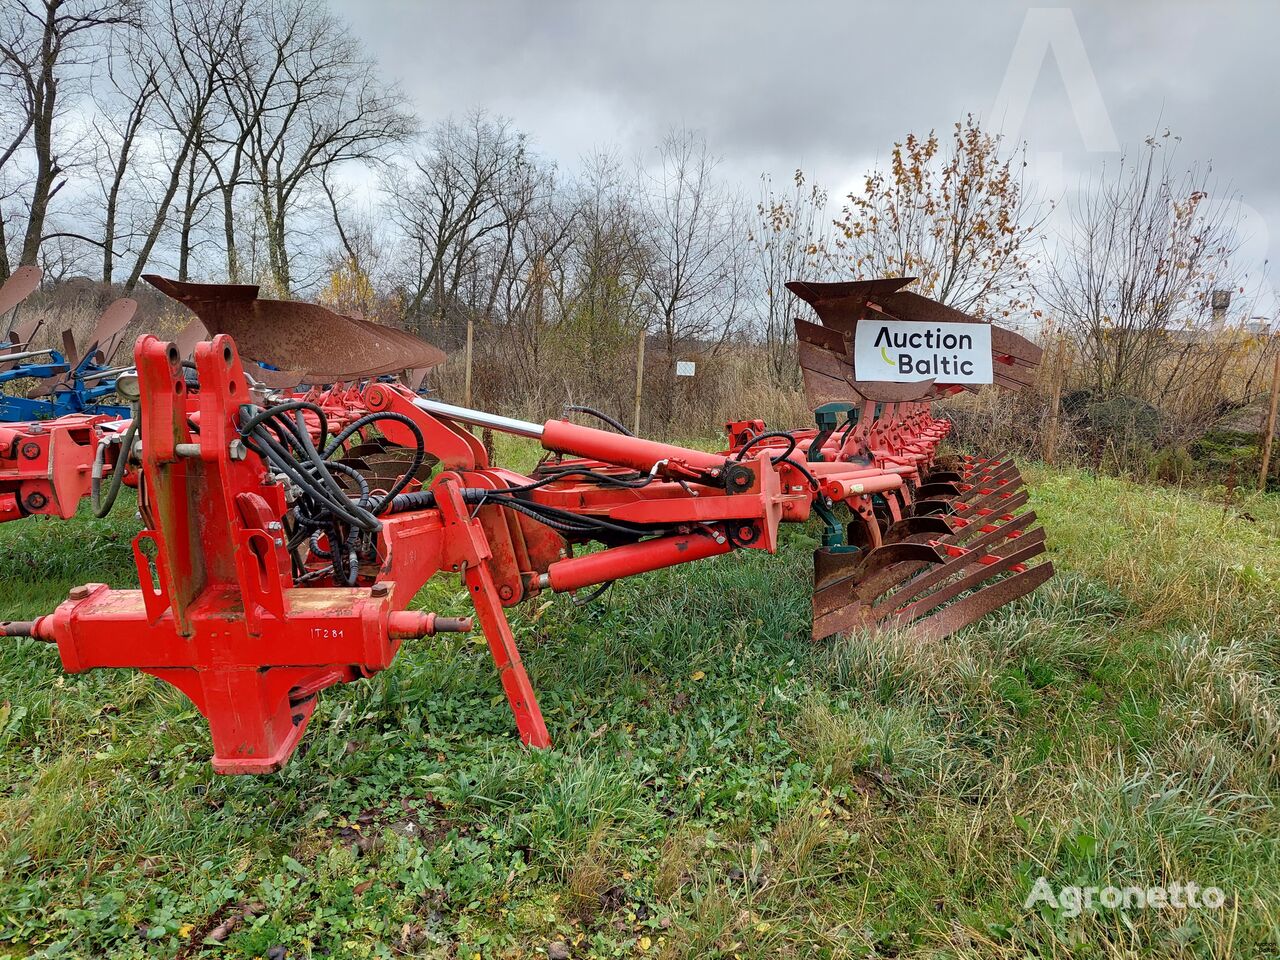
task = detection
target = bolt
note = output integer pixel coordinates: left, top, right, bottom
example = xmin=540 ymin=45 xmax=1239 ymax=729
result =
xmin=266 ymin=521 xmax=283 ymax=531
xmin=20 ymin=441 xmax=40 ymax=460
xmin=23 ymin=491 xmax=47 ymax=510
xmin=273 ymin=538 xmax=284 ymax=548
xmin=228 ymin=439 xmax=247 ymax=460
xmin=498 ymin=584 xmax=514 ymax=600
xmin=69 ymin=585 xmax=91 ymax=600
xmin=370 ymin=582 xmax=390 ymax=598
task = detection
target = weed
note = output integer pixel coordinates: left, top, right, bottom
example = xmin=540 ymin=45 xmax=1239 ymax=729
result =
xmin=0 ymin=467 xmax=1277 ymax=957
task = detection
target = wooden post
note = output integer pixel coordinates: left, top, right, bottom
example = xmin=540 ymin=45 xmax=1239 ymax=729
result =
xmin=633 ymin=330 xmax=646 ymax=435
xmin=463 ymin=318 xmax=474 ymax=408
xmin=1043 ymin=335 xmax=1066 ymax=465
xmin=1259 ymin=351 xmax=1280 ymax=491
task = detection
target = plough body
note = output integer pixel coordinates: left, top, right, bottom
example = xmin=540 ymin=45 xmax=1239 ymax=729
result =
xmin=1 ymin=276 xmax=1054 ymax=774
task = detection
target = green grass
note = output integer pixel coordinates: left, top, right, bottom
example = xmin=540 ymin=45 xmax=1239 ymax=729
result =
xmin=0 ymin=455 xmax=1278 ymax=959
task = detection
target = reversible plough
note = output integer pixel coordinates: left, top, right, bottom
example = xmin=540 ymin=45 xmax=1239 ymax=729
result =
xmin=0 ymin=276 xmax=1052 ymax=773
xmin=0 ymin=266 xmax=134 ymax=421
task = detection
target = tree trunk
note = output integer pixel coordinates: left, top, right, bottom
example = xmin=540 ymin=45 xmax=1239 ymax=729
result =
xmin=220 ymin=182 xmax=239 ymax=282
xmin=20 ymin=102 xmax=57 ymax=266
xmin=177 ymin=150 xmax=199 ymax=281
xmin=125 ymin=137 xmax=196 ymax=292
xmin=0 ymin=207 xmax=9 ymax=281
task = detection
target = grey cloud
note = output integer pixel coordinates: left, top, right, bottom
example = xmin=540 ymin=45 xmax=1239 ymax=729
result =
xmin=336 ymin=0 xmax=1280 ymax=298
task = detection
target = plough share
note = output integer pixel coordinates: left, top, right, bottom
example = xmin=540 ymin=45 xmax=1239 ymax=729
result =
xmin=1 ymin=277 xmax=1052 ymax=774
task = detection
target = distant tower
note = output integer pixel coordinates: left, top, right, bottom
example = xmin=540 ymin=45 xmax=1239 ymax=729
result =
xmin=1211 ymin=289 xmax=1232 ymax=329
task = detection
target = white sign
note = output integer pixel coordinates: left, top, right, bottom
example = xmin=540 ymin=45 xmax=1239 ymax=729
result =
xmin=853 ymin=320 xmax=993 ymax=384
xmin=675 ymin=360 xmax=696 ymax=377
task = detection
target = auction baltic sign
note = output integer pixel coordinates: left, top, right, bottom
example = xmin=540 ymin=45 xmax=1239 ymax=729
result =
xmin=854 ymin=320 xmax=993 ymax=384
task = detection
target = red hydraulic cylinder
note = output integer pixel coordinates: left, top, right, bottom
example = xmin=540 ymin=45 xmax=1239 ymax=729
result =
xmin=541 ymin=420 xmax=724 ymax=474
xmin=544 ymin=533 xmax=733 ymax=593
xmin=819 ymin=473 xmax=904 ymax=498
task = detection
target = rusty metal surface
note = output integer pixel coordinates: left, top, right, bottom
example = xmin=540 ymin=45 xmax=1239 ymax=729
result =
xmin=144 ymin=276 xmax=446 ymax=383
xmin=788 ymin=277 xmax=1044 ymax=408
xmin=890 ymin=525 xmax=1045 ymax=610
xmin=795 ymin=317 xmax=937 ymax=405
xmin=786 ymin=277 xmax=914 ymax=331
xmin=244 ymin=366 xmax=306 ymax=390
xmin=85 ymin=298 xmax=138 ymax=364
xmin=0 ymin=317 xmax=42 ymax=373
xmin=0 ymin=266 xmax=42 ymax=323
xmin=172 ymin=318 xmax=208 ymax=360
xmin=898 ymin=563 xmax=1055 ymax=645
xmin=811 ymin=448 xmax=1052 ymax=642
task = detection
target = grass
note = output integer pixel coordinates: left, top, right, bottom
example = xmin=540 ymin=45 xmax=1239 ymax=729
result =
xmin=0 ymin=449 xmax=1277 ymax=959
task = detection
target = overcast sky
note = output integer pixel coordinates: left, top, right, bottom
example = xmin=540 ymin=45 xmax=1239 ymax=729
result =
xmin=334 ymin=0 xmax=1280 ymax=316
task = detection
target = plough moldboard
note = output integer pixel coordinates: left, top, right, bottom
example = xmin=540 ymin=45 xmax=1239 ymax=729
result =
xmin=0 ymin=275 xmax=1052 ymax=773
xmin=0 ymin=267 xmax=136 ymax=422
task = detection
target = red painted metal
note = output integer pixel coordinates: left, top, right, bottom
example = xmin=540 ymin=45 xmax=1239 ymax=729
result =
xmin=18 ymin=336 xmax=482 ymax=772
xmin=0 ymin=413 xmax=121 ymax=519
xmin=6 ymin=273 xmax=1056 ymax=776
xmin=8 ymin=328 xmax=933 ymax=773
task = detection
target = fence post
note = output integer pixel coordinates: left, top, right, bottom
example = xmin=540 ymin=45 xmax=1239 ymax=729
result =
xmin=463 ymin=318 xmax=474 ymax=408
xmin=633 ymin=330 xmax=646 ymax=435
xmin=1043 ymin=335 xmax=1066 ymax=465
xmin=1260 ymin=351 xmax=1280 ymax=491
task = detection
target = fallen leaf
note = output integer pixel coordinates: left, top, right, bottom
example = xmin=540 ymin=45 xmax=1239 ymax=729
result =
xmin=205 ymin=917 xmax=238 ymax=943
xmin=690 ymin=670 xmax=705 ymax=681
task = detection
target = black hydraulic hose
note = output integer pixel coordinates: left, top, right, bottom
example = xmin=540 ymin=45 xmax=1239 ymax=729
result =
xmin=390 ymin=489 xmax=436 ymax=513
xmin=733 ymin=431 xmax=819 ymax=491
xmin=322 ymin=410 xmax=425 ymax=513
xmin=240 ymin=400 xmax=329 ymax=451
xmin=291 ymin=409 xmax=375 ymax=527
xmin=499 ymin=466 xmax=653 ymax=495
xmin=839 ymin=415 xmax=859 ymax=447
xmin=387 ymin=485 xmax=654 ymax=540
xmin=91 ymin=409 xmax=139 ymax=518
xmin=734 ymin=430 xmax=798 ymax=464
xmin=564 ymin=404 xmax=635 ymax=437
xmin=243 ymin=415 xmax=376 ymax=531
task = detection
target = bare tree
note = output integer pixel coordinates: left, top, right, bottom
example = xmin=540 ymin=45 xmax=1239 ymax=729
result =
xmin=1043 ymin=132 xmax=1241 ymax=405
xmin=90 ymin=35 xmax=159 ymax=283
xmin=835 ymin=115 xmax=1045 ymax=319
xmin=225 ymin=0 xmax=413 ymax=295
xmin=641 ymin=128 xmax=746 ymax=358
xmin=315 ymin=171 xmax=387 ymax=316
xmin=388 ymin=110 xmax=530 ymax=332
xmin=544 ymin=151 xmax=654 ymax=408
xmin=0 ymin=0 xmax=140 ymax=269
xmin=116 ymin=0 xmax=247 ymax=289
xmin=751 ymin=169 xmax=834 ymax=386
xmin=0 ymin=8 xmax=35 ymax=278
